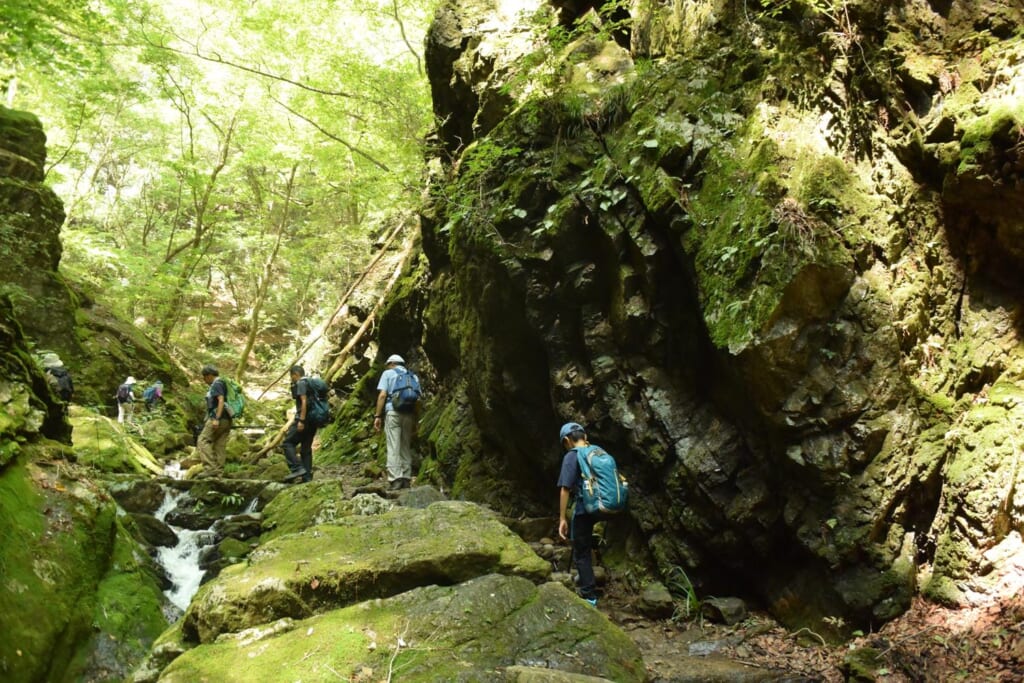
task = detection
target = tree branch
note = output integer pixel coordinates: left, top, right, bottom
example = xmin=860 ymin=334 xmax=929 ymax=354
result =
xmin=271 ymin=95 xmax=392 ymax=172
xmin=388 ymin=0 xmax=423 ymax=77
xmin=141 ymin=29 xmax=357 ymax=100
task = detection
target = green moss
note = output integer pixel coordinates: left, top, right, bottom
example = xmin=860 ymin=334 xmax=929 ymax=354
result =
xmin=185 ymin=503 xmax=550 ymax=643
xmin=260 ymin=479 xmax=350 ymax=540
xmin=68 ymin=406 xmax=163 ymax=475
xmin=163 ymin=577 xmax=644 ymax=683
xmin=0 ymin=456 xmax=126 ymax=681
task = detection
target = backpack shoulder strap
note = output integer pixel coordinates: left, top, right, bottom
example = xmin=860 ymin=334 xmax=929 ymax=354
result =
xmin=575 ymin=445 xmax=597 ymax=477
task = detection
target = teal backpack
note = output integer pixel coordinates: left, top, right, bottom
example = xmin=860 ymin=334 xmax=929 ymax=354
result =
xmin=223 ymin=378 xmax=246 ymax=419
xmin=305 ymin=377 xmax=332 ymax=427
xmin=576 ymin=445 xmax=629 ymax=514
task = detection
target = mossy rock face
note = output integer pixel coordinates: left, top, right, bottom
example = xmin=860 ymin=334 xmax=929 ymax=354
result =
xmin=0 ymin=294 xmax=70 ymax=446
xmin=0 ymin=105 xmax=46 ymax=180
xmin=162 ymin=575 xmax=644 ymax=682
xmin=0 ymin=454 xmax=168 ymax=682
xmin=411 ymin=0 xmax=1024 ymax=632
xmin=261 ymin=482 xmax=394 ymax=541
xmin=925 ymin=384 xmax=1024 ymax=603
xmin=69 ymin=405 xmax=164 ymax=475
xmin=183 ymin=501 xmax=551 ymax=643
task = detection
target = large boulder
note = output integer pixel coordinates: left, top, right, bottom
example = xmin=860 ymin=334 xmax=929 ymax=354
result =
xmin=0 ymin=458 xmax=168 ymax=682
xmin=69 ymin=406 xmax=164 ymax=475
xmin=182 ymin=501 xmax=550 ymax=642
xmin=162 ymin=574 xmax=645 ymax=682
xmin=407 ymin=0 xmax=1024 ymax=634
xmin=260 ymin=480 xmax=393 ymax=540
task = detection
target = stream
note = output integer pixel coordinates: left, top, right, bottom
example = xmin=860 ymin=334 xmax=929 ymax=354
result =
xmin=151 ymin=464 xmax=262 ymax=613
xmin=154 ymin=488 xmax=214 ymax=612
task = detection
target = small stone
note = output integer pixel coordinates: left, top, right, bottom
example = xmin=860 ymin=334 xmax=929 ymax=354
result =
xmin=638 ymin=581 xmax=675 ymax=619
xmin=701 ymin=597 xmax=748 ymax=625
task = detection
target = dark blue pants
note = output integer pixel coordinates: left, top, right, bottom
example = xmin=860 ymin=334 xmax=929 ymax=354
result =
xmin=283 ymin=423 xmax=317 ymax=482
xmin=572 ymin=508 xmax=601 ymax=600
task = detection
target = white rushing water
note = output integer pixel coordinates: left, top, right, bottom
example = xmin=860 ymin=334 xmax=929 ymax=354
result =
xmin=163 ymin=461 xmax=183 ymax=480
xmin=154 ymin=488 xmax=215 ymax=612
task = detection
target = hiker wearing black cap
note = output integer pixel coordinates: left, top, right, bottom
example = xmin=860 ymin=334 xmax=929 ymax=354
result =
xmin=557 ymin=422 xmax=601 ymax=606
xmin=282 ymin=365 xmax=317 ymax=483
xmin=198 ymin=365 xmax=231 ymax=475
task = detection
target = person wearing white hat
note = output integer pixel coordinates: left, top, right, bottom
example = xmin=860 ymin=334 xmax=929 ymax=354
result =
xmin=41 ymin=353 xmax=74 ymax=413
xmin=115 ymin=376 xmax=137 ymax=424
xmin=373 ymin=354 xmax=418 ymax=490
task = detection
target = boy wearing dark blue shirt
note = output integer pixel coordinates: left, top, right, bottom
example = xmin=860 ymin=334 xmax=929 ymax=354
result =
xmin=557 ymin=421 xmax=600 ymax=606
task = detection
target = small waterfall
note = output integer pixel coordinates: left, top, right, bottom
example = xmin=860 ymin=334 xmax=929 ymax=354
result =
xmin=154 ymin=488 xmax=215 ymax=612
xmin=244 ymin=496 xmax=259 ymax=514
xmin=163 ymin=461 xmax=183 ymax=480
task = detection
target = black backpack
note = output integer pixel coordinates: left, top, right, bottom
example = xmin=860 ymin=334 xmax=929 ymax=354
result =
xmin=305 ymin=377 xmax=332 ymax=427
xmin=47 ymin=368 xmax=73 ymax=400
xmin=116 ymin=384 xmax=132 ymax=402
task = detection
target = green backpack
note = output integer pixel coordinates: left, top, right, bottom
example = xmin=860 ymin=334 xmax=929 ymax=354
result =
xmin=223 ymin=378 xmax=246 ymax=419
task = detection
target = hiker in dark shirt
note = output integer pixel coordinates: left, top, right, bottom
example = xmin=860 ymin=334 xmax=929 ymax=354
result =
xmin=197 ymin=365 xmax=230 ymax=475
xmin=116 ymin=376 xmax=137 ymax=424
xmin=557 ymin=421 xmax=601 ymax=606
xmin=143 ymin=381 xmax=164 ymax=411
xmin=282 ymin=365 xmax=317 ymax=483
xmin=42 ymin=353 xmax=73 ymax=414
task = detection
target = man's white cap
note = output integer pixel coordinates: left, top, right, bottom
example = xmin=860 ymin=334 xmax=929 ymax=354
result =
xmin=386 ymin=354 xmax=405 ymax=365
xmin=125 ymin=376 xmax=136 ymax=384
xmin=42 ymin=353 xmax=62 ymax=368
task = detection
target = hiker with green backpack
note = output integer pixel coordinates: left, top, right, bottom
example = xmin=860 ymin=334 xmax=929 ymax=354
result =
xmin=198 ymin=365 xmax=232 ymax=476
xmin=281 ymin=365 xmax=332 ymax=483
xmin=557 ymin=422 xmax=629 ymax=607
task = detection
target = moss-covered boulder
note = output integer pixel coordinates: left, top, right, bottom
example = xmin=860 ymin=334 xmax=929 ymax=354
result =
xmin=0 ymin=456 xmax=168 ymax=682
xmin=260 ymin=480 xmax=393 ymax=540
xmin=69 ymin=405 xmax=164 ymax=475
xmin=183 ymin=501 xmax=551 ymax=642
xmin=403 ymin=0 xmax=1024 ymax=633
xmin=163 ymin=574 xmax=644 ymax=682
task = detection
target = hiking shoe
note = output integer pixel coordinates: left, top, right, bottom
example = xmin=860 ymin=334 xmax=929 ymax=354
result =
xmin=399 ymin=478 xmax=412 ymax=489
xmin=388 ymin=479 xmax=403 ymax=491
xmin=283 ymin=469 xmax=307 ymax=482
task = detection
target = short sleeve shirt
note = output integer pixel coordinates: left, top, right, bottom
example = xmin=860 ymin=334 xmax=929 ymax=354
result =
xmin=292 ymin=378 xmax=309 ymax=414
xmin=376 ymin=368 xmax=401 ymax=413
xmin=206 ymin=378 xmax=227 ymax=418
xmin=557 ymin=448 xmax=581 ymax=493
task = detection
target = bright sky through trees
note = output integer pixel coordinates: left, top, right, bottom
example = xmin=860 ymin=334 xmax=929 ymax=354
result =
xmin=4 ymin=0 xmax=439 ymax=372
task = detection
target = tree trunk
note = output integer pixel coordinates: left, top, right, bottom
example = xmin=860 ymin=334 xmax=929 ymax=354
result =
xmin=234 ymin=164 xmax=298 ymax=379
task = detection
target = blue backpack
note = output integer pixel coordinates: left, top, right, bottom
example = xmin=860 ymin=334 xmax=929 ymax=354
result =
xmin=576 ymin=445 xmax=629 ymax=514
xmin=389 ymin=366 xmax=421 ymax=413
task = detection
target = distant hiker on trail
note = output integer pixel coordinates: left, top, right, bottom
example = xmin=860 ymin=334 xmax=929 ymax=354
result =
xmin=116 ymin=376 xmax=136 ymax=424
xmin=557 ymin=422 xmax=606 ymax=607
xmin=282 ymin=365 xmax=319 ymax=484
xmin=374 ymin=354 xmax=420 ymax=491
xmin=143 ymin=380 xmax=163 ymax=411
xmin=42 ymin=353 xmax=73 ymax=413
xmin=198 ymin=365 xmax=231 ymax=476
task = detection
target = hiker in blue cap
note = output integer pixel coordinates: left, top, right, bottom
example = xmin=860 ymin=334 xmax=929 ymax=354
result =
xmin=556 ymin=421 xmax=601 ymax=606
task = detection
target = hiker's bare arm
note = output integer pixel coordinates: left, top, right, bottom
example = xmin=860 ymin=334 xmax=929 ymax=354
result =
xmin=373 ymin=389 xmax=386 ymax=432
xmin=558 ymin=487 xmax=571 ymax=540
xmin=297 ymin=394 xmax=307 ymax=431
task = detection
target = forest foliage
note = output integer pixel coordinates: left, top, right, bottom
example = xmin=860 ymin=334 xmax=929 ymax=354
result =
xmin=2 ymin=0 xmax=438 ymax=376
